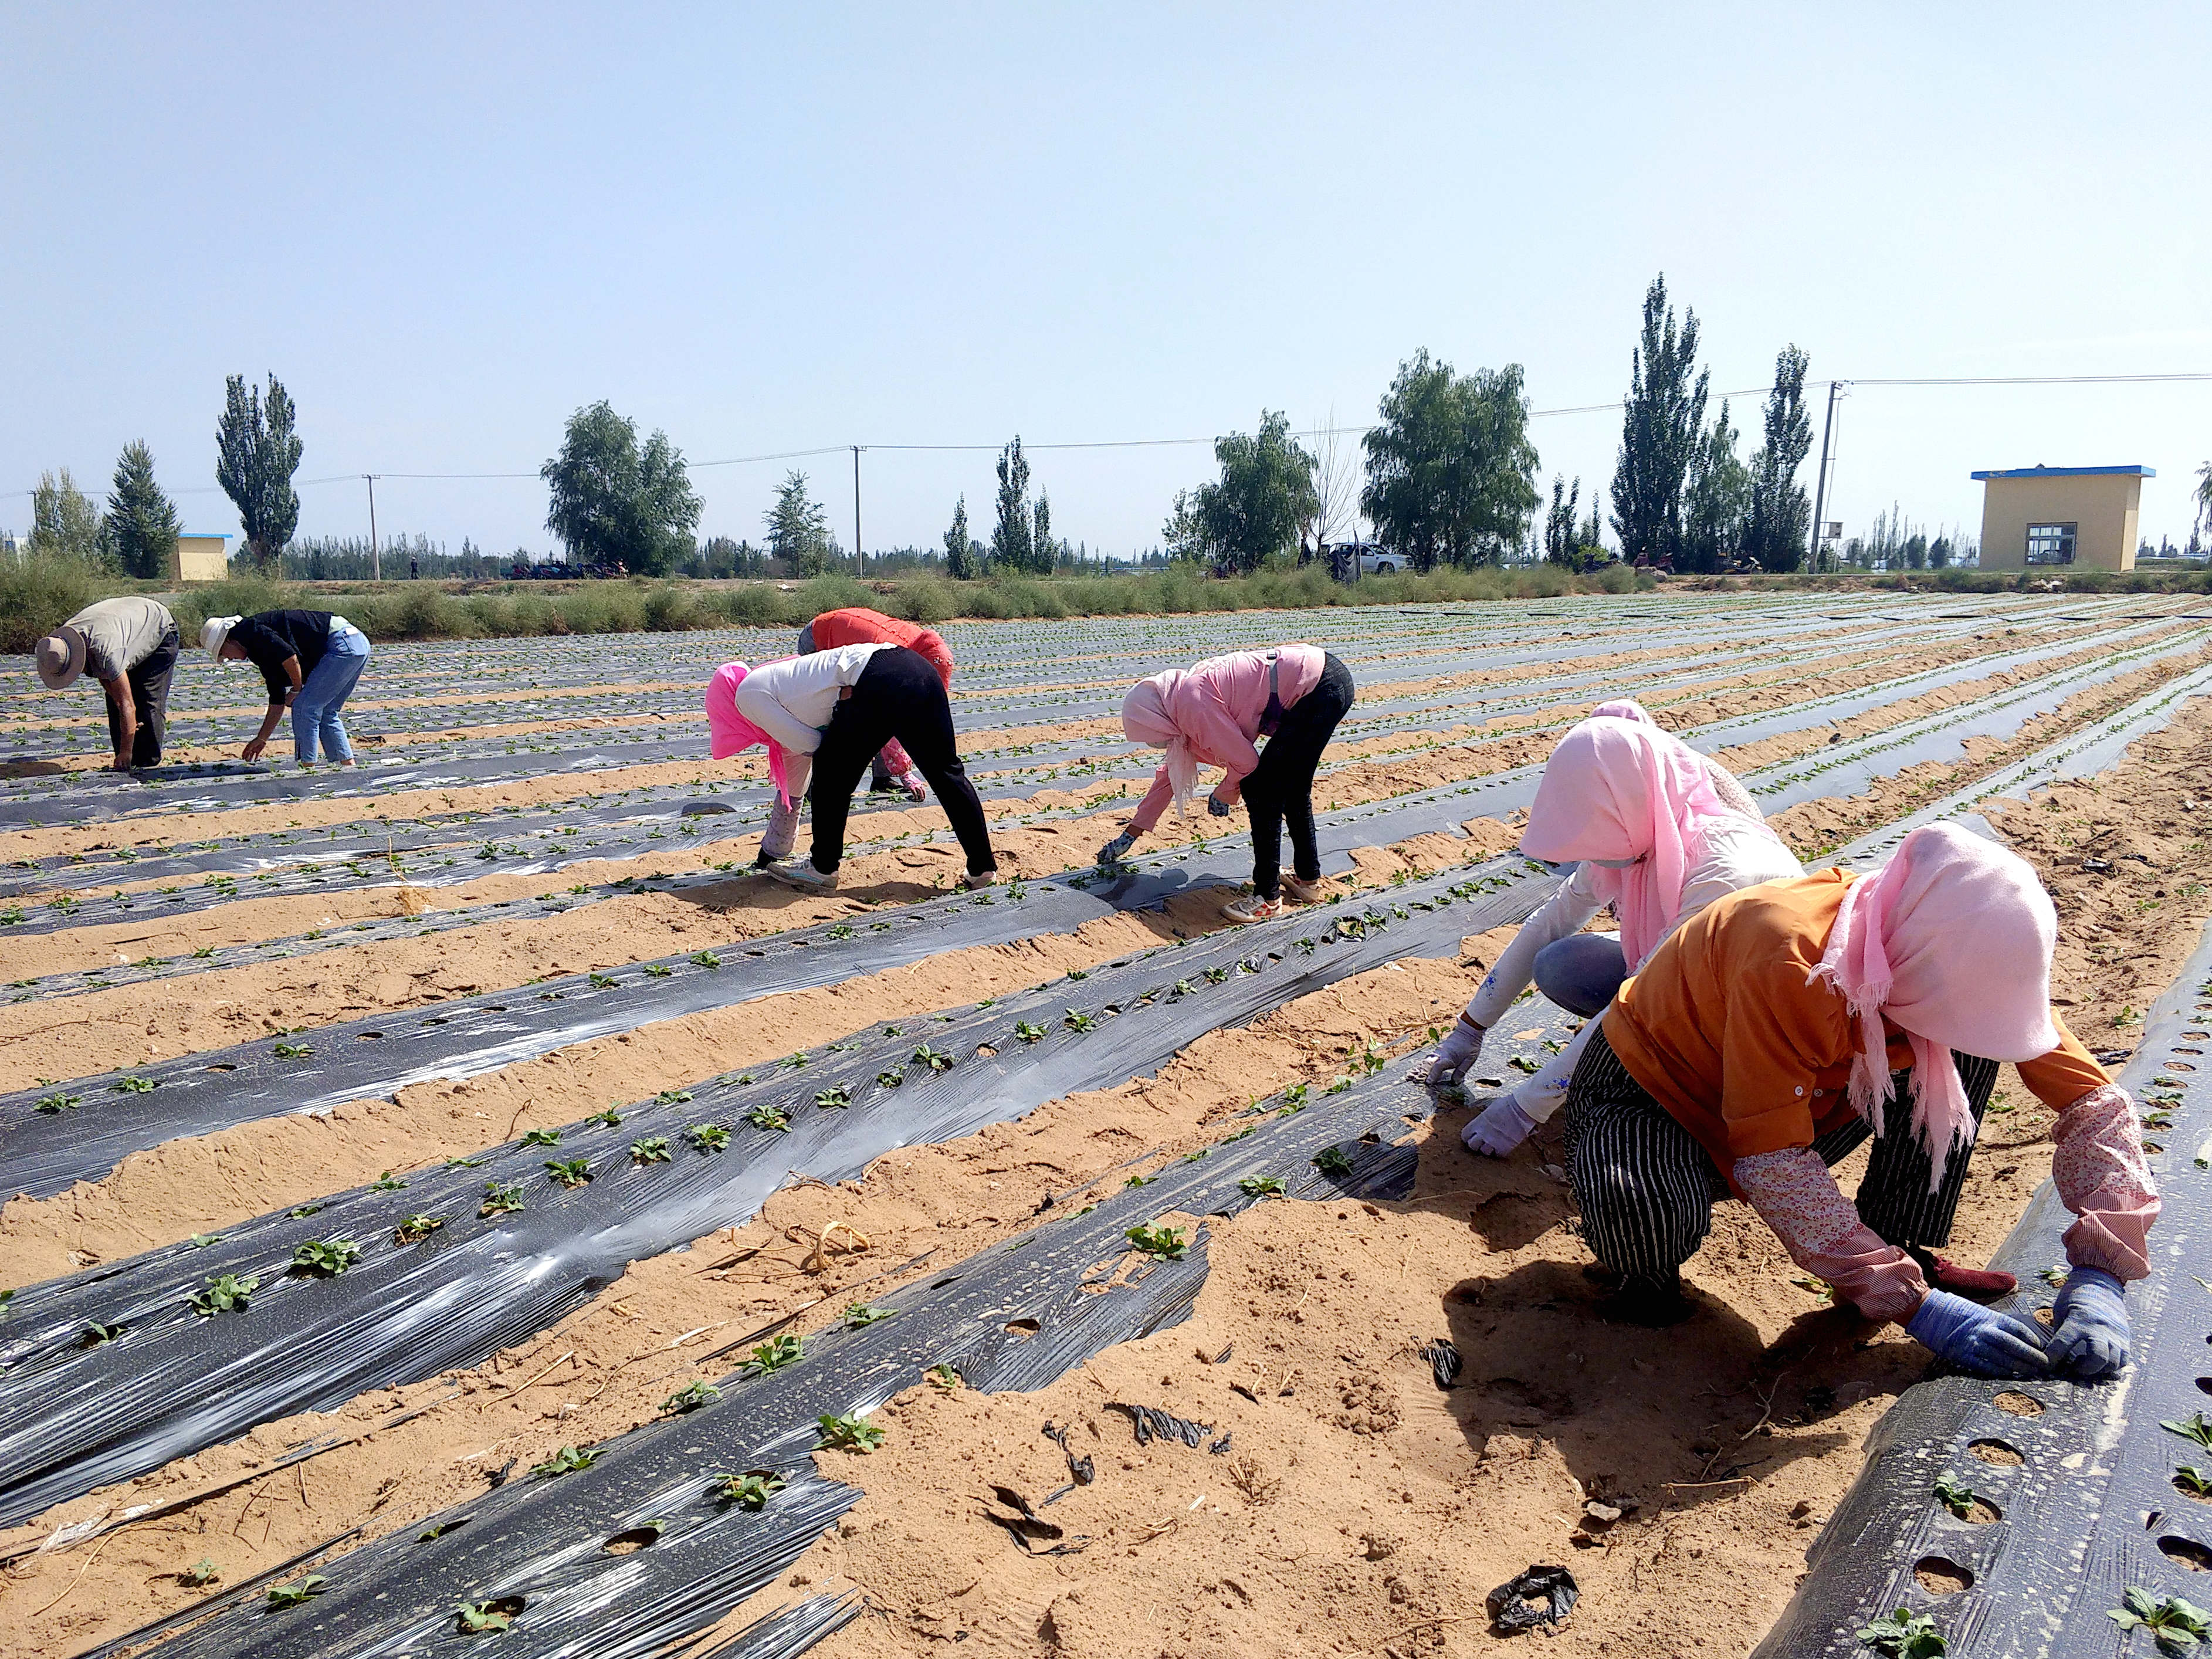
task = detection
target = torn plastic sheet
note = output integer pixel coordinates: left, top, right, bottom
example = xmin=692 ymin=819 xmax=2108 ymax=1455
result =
xmin=1749 ymin=905 xmax=2212 ymax=1657
xmin=116 ymin=1068 xmax=1447 ymax=1659
xmin=0 ymin=858 xmax=1553 ymax=1525
xmin=1488 ymin=1564 xmax=1580 ymax=1632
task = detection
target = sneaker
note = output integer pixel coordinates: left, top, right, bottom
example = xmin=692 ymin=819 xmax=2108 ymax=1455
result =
xmin=1909 ymin=1247 xmax=2017 ymax=1301
xmin=961 ymin=867 xmax=999 ymax=891
xmin=764 ymin=858 xmax=838 ymax=891
xmin=1281 ymin=875 xmax=1329 ymax=905
xmin=1222 ymin=894 xmax=1283 ymax=924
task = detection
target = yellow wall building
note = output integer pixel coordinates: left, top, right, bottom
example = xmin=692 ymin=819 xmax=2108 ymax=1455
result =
xmin=1972 ymin=465 xmax=2151 ymax=573
xmin=172 ymin=534 xmax=231 ymax=583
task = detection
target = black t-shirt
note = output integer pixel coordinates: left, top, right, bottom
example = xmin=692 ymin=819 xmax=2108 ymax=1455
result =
xmin=231 ymin=610 xmax=337 ymax=702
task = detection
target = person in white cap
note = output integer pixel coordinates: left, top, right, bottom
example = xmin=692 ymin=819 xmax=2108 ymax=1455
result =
xmin=202 ymin=608 xmax=372 ymax=765
xmin=35 ymin=596 xmax=179 ymax=770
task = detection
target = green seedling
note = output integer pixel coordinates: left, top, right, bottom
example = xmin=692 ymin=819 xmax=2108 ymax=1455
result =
xmin=544 ymin=1157 xmax=592 ymax=1188
xmin=687 ymin=1123 xmax=732 ymax=1153
xmin=1066 ymin=967 xmax=1089 ymax=981
xmin=662 ymin=1380 xmax=721 ymax=1414
xmin=82 ymin=1320 xmax=122 ymax=1346
xmin=1930 ymin=1472 xmax=1979 ymax=1518
xmin=1314 ymin=1146 xmax=1354 ymax=1177
xmin=2176 ymin=1465 xmax=2212 ymax=1498
xmin=1239 ymin=1175 xmax=1288 ymax=1199
xmin=880 ymin=1024 xmax=903 ymax=1037
xmin=1063 ymin=1008 xmax=1095 ymax=1032
xmin=370 ymin=1170 xmax=407 ymax=1191
xmin=186 ymin=1233 xmax=222 ymax=1248
xmin=842 ymin=1302 xmax=895 ymax=1328
xmin=1126 ymin=1223 xmax=1188 ymax=1259
xmin=744 ymin=1103 xmax=790 ymax=1132
xmin=1508 ymin=1054 xmax=1540 ymax=1074
xmin=629 ymin=1136 xmax=672 ymax=1164
xmin=1014 ymin=1021 xmax=1046 ymax=1043
xmin=456 ymin=1601 xmax=516 ymax=1635
xmin=112 ymin=1075 xmax=155 ymax=1093
xmin=444 ymin=1154 xmax=486 ymax=1169
xmin=743 ymin=1333 xmax=805 ymax=1376
xmin=291 ymin=1238 xmax=362 ymax=1277
xmin=395 ymin=1214 xmax=445 ymax=1245
xmin=589 ymin=973 xmax=617 ymax=990
xmin=35 ymin=1092 xmax=80 ymax=1115
xmin=521 ymin=1127 xmax=561 ymax=1146
xmin=1361 ymin=1041 xmax=1386 ymax=1075
xmin=480 ymin=1181 xmax=526 ymax=1218
xmin=2166 ymin=1413 xmax=2212 ymax=1453
xmin=817 ymin=1411 xmax=886 ymax=1452
xmin=180 ymin=1558 xmax=219 ymax=1586
xmin=1123 ymin=1173 xmax=1153 ymax=1188
xmin=1325 ymin=1076 xmax=1352 ymax=1095
xmin=266 ymin=1574 xmax=329 ymax=1607
xmin=2110 ymin=1587 xmax=2211 ymax=1651
xmin=189 ymin=1273 xmax=259 ymax=1316
xmin=1855 ymin=1607 xmax=1946 ymax=1657
xmin=714 ymin=1470 xmax=785 ymax=1509
xmin=826 ymin=923 xmax=855 ymax=940
xmin=531 ymin=1445 xmax=598 ymax=1478
xmin=1282 ymin=1081 xmax=1310 ymax=1106
xmin=689 ymin=950 xmax=721 ymax=968
xmin=927 ymin=1363 xmax=963 ymax=1392
xmin=287 ymin=1202 xmax=325 ymax=1218
xmin=912 ymin=1044 xmax=953 ymax=1072
xmin=643 ymin=963 xmax=672 ymax=978
xmin=585 ymin=1106 xmax=624 ymax=1128
xmin=656 ymin=1088 xmax=695 ymax=1104
xmin=273 ymin=1041 xmax=314 ymax=1059
xmin=814 ymin=1086 xmax=852 ymax=1110
xmin=876 ymin=1066 xmax=905 ymax=1088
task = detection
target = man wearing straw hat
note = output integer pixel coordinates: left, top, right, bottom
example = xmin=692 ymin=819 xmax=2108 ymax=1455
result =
xmin=33 ymin=595 xmax=180 ymax=771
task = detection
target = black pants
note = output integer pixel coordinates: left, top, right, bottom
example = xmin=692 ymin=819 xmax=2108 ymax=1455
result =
xmin=1562 ymin=1025 xmax=1997 ymax=1288
xmin=807 ymin=646 xmax=995 ymax=877
xmin=1241 ymin=652 xmax=1354 ymax=899
xmin=104 ymin=627 xmax=178 ymax=768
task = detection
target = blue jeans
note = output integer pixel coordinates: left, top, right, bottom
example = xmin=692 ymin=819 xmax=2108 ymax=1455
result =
xmin=292 ymin=627 xmax=371 ymax=761
xmin=1532 ymin=932 xmax=1627 ymax=1017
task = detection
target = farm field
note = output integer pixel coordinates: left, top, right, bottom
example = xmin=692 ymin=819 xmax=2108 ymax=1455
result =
xmin=4 ymin=589 xmax=2212 ymax=1658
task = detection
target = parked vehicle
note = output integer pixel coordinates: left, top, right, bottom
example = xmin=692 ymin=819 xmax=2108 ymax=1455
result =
xmin=1323 ymin=542 xmax=1404 ymax=580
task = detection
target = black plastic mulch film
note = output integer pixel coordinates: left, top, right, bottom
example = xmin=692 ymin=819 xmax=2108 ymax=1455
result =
xmin=0 ymin=856 xmax=1553 ymax=1526
xmin=107 ymin=1065 xmax=1445 ymax=1659
xmin=1750 ymin=916 xmax=2212 ymax=1658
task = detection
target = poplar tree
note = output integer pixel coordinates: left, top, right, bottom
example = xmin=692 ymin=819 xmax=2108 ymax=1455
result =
xmin=1609 ymin=276 xmax=1707 ymax=566
xmin=215 ymin=374 xmax=304 ymax=573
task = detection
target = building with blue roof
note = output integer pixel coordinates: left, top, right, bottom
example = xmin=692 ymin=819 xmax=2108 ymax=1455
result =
xmin=1970 ymin=464 xmax=2154 ymax=572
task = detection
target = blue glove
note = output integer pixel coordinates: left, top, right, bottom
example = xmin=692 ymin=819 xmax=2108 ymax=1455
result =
xmin=1096 ymin=831 xmax=1136 ymax=868
xmin=1207 ymin=793 xmax=1234 ymax=818
xmin=1905 ymin=1289 xmax=2052 ymax=1380
xmin=2049 ymin=1265 xmax=2129 ymax=1379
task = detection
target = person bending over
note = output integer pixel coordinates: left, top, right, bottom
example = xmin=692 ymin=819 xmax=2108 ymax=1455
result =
xmin=795 ymin=606 xmax=957 ymax=798
xmin=1097 ymin=645 xmax=1355 ymax=923
xmin=34 ymin=596 xmax=179 ymax=770
xmin=706 ymin=643 xmax=997 ymax=892
xmin=1559 ymin=821 xmax=2152 ymax=1380
xmin=1428 ymin=704 xmax=1798 ymax=1154
xmin=202 ymin=610 xmax=373 ymax=766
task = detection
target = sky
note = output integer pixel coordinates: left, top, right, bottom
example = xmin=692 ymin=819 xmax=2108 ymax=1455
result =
xmin=4 ymin=2 xmax=2208 ymax=560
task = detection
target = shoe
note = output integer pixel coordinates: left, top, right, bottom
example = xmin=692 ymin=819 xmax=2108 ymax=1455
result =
xmin=1909 ymin=1247 xmax=2016 ymax=1301
xmin=1281 ymin=875 xmax=1329 ymax=904
xmin=1599 ymin=1272 xmax=1694 ymax=1327
xmin=961 ymin=868 xmax=999 ymax=891
xmin=764 ymin=858 xmax=838 ymax=891
xmin=868 ymin=770 xmax=902 ymax=793
xmin=1222 ymin=894 xmax=1284 ymax=924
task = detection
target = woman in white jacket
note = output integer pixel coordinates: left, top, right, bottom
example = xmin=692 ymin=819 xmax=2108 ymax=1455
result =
xmin=1427 ymin=702 xmax=1799 ymax=1155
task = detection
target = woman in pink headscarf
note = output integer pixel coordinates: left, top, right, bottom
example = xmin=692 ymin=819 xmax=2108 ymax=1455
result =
xmin=1429 ymin=709 xmax=1798 ymax=1157
xmin=1565 ymin=821 xmax=2154 ymax=1377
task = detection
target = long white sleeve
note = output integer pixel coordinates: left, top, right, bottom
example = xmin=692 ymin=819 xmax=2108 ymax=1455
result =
xmin=732 ymin=644 xmax=894 ymax=755
xmin=1465 ymin=864 xmax=1607 ymax=1028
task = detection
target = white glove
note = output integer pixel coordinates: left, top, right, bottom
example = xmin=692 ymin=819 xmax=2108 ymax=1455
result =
xmin=1462 ymin=1095 xmax=1537 ymax=1159
xmin=1427 ymin=1017 xmax=1485 ymax=1088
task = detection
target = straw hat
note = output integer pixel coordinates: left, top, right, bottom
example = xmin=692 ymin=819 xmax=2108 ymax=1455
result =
xmin=34 ymin=628 xmax=86 ymax=690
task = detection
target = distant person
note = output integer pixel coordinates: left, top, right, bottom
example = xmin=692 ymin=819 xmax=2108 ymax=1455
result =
xmin=706 ymin=642 xmax=997 ymax=892
xmin=795 ymin=606 xmax=957 ymax=796
xmin=34 ymin=595 xmax=180 ymax=770
xmin=1097 ymin=645 xmax=1356 ymax=923
xmin=409 ymin=557 xmax=418 ymax=580
xmin=201 ymin=608 xmax=373 ymax=767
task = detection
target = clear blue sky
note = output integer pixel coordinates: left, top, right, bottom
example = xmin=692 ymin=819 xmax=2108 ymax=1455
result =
xmin=4 ymin=2 xmax=2207 ymax=558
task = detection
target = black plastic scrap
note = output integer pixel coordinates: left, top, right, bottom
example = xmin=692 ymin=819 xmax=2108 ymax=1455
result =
xmin=1106 ymin=1402 xmax=1217 ymax=1449
xmin=1421 ymin=1338 xmax=1464 ymax=1391
xmin=118 ymin=1071 xmax=1447 ymax=1659
xmin=1488 ymin=1564 xmax=1580 ymax=1633
xmin=0 ymin=860 xmax=1552 ymax=1528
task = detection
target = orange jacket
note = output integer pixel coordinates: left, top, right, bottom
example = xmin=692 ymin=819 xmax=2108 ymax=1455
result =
xmin=808 ymin=608 xmax=953 ymax=686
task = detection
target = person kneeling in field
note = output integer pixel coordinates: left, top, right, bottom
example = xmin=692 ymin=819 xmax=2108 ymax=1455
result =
xmin=201 ymin=609 xmax=373 ymax=766
xmin=795 ymin=605 xmax=957 ymax=800
xmin=1560 ymin=821 xmax=2152 ymax=1383
xmin=706 ymin=642 xmax=998 ymax=893
xmin=1428 ymin=700 xmax=1801 ymax=1154
xmin=1096 ymin=644 xmax=1355 ymax=924
xmin=34 ymin=595 xmax=179 ymax=770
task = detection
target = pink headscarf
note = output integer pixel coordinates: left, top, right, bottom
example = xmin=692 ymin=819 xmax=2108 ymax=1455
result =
xmin=1590 ymin=698 xmax=1656 ymax=724
xmin=704 ymin=662 xmax=795 ymax=807
xmin=1808 ymin=822 xmax=2061 ymax=1188
xmin=1520 ymin=716 xmax=1741 ymax=965
xmin=1122 ymin=676 xmax=1200 ymax=817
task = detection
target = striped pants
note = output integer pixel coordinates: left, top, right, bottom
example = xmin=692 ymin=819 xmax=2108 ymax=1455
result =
xmin=1562 ymin=1026 xmax=1998 ymax=1287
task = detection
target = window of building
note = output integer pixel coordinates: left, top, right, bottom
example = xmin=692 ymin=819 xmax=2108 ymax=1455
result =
xmin=2025 ymin=522 xmax=2077 ymax=565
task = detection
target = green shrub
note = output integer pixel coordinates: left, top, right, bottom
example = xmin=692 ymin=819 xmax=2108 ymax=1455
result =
xmin=0 ymin=554 xmax=106 ymax=652
xmin=887 ymin=577 xmax=957 ymax=625
xmin=713 ymin=584 xmax=797 ymax=628
xmin=795 ymin=574 xmax=876 ymax=616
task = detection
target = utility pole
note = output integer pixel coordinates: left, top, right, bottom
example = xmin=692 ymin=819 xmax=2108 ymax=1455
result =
xmin=1808 ymin=382 xmax=1842 ymax=571
xmin=364 ymin=475 xmax=381 ymax=582
xmin=851 ymin=446 xmax=863 ymax=578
